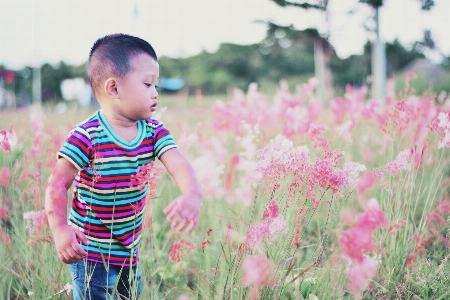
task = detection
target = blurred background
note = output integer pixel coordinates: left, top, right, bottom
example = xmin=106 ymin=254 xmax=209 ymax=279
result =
xmin=1 ymin=0 xmax=449 ymax=109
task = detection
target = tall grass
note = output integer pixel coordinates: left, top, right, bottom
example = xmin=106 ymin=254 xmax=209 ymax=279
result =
xmin=0 ymin=79 xmax=449 ymax=299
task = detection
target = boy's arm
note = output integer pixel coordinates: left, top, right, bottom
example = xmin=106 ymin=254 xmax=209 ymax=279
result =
xmin=160 ymin=148 xmax=202 ymax=233
xmin=45 ymin=158 xmax=89 ymax=264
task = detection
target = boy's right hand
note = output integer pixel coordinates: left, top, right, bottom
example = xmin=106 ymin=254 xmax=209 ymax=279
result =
xmin=51 ymin=224 xmax=89 ymax=264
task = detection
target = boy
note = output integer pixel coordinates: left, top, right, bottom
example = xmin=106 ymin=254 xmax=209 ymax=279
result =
xmin=45 ymin=34 xmax=202 ymax=299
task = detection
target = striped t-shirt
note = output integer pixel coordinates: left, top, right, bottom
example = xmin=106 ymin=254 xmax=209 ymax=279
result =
xmin=58 ymin=110 xmax=177 ymax=266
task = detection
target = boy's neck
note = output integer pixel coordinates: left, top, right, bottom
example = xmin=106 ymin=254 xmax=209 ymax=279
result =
xmin=101 ymin=109 xmax=137 ymax=129
xmin=100 ymin=109 xmax=140 ymax=143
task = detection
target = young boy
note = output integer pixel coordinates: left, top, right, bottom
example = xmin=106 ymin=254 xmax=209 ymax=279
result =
xmin=45 ymin=34 xmax=202 ymax=299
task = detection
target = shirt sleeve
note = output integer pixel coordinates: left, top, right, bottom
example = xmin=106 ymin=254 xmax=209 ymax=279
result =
xmin=153 ymin=121 xmax=177 ymax=159
xmin=57 ymin=126 xmax=92 ymax=170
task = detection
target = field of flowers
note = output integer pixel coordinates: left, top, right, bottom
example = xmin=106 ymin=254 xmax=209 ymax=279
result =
xmin=1 ymin=76 xmax=450 ymax=299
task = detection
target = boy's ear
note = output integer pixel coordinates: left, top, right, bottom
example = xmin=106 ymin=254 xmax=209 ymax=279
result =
xmin=104 ymin=78 xmax=119 ymax=98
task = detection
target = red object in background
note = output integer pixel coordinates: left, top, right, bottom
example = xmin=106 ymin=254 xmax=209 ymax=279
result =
xmin=4 ymin=71 xmax=15 ymax=83
xmin=0 ymin=70 xmax=16 ymax=83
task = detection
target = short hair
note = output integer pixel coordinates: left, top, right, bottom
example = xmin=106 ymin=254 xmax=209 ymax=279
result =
xmin=88 ymin=33 xmax=157 ymax=97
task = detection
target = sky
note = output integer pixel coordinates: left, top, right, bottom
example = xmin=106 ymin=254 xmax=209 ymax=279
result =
xmin=0 ymin=0 xmax=449 ymax=70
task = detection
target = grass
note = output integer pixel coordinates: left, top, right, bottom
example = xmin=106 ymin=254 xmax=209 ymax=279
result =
xmin=0 ymin=84 xmax=450 ymax=299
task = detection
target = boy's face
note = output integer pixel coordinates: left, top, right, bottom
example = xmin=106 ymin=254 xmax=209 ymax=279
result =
xmin=115 ymin=53 xmax=159 ymax=121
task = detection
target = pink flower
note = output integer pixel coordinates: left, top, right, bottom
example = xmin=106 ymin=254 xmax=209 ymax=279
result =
xmin=0 ymin=125 xmax=17 ymax=152
xmin=129 ymin=162 xmax=162 ymax=195
xmin=358 ymin=172 xmax=377 ymax=197
xmin=339 ymin=199 xmax=387 ymax=298
xmin=339 ymin=227 xmax=377 ymax=261
xmin=382 ymin=150 xmax=411 ymax=176
xmin=168 ymin=238 xmax=196 ymax=263
xmin=357 ymin=199 xmax=389 ymax=230
xmin=347 ymin=255 xmax=378 ymax=299
xmin=225 ymin=223 xmax=232 ymax=243
xmin=308 ymin=124 xmax=329 ymax=150
xmin=0 ymin=167 xmax=11 ymax=187
xmin=436 ymin=111 xmax=450 ymax=148
xmin=23 ymin=211 xmax=48 ymax=237
xmin=0 ymin=204 xmax=8 ymax=222
xmin=246 ymin=215 xmax=287 ymax=251
xmin=340 ymin=199 xmax=387 ymax=260
xmin=262 ymin=200 xmax=279 ymax=220
xmin=241 ymin=255 xmax=276 ymax=288
xmin=373 ymin=168 xmax=390 ymax=191
xmin=176 ymin=295 xmax=191 ymax=300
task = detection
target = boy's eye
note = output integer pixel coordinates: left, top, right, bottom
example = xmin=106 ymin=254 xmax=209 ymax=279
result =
xmin=144 ymin=83 xmax=152 ymax=87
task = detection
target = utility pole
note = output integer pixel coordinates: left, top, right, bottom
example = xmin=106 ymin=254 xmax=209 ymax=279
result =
xmin=371 ymin=6 xmax=386 ymax=105
xmin=32 ymin=66 xmax=41 ymax=104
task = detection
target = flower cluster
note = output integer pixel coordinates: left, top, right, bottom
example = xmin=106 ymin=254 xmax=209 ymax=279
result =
xmin=339 ymin=199 xmax=388 ymax=298
xmin=241 ymin=255 xmax=276 ymax=291
xmin=168 ymin=238 xmax=196 ymax=263
xmin=246 ymin=200 xmax=288 ymax=251
xmin=129 ymin=162 xmax=162 ymax=196
xmin=382 ymin=149 xmax=411 ymax=176
xmin=436 ymin=111 xmax=450 ymax=148
xmin=0 ymin=125 xmax=17 ymax=152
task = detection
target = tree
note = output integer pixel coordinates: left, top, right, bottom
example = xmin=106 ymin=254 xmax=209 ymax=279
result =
xmin=359 ymin=0 xmax=436 ymax=104
xmin=268 ymin=0 xmax=333 ymax=102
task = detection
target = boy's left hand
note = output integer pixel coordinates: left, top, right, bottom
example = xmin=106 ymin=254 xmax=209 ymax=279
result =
xmin=164 ymin=192 xmax=201 ymax=233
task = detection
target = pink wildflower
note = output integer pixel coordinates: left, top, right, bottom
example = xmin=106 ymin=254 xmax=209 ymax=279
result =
xmin=347 ymin=255 xmax=378 ymax=299
xmin=176 ymin=295 xmax=191 ymax=300
xmin=0 ymin=228 xmax=11 ymax=248
xmin=356 ymin=198 xmax=389 ymax=231
xmin=262 ymin=200 xmax=279 ymax=220
xmin=225 ymin=223 xmax=232 ymax=243
xmin=224 ymin=154 xmax=240 ymax=192
xmin=329 ymin=162 xmax=366 ymax=194
xmin=388 ymin=217 xmax=406 ymax=236
xmin=382 ymin=150 xmax=411 ymax=176
xmin=168 ymin=238 xmax=196 ymax=263
xmin=308 ymin=124 xmax=329 ymax=150
xmin=358 ymin=172 xmax=377 ymax=197
xmin=339 ymin=199 xmax=387 ymax=260
xmin=408 ymin=71 xmax=417 ymax=80
xmin=201 ymin=239 xmax=211 ymax=251
xmin=23 ymin=211 xmax=48 ymax=237
xmin=0 ymin=167 xmax=11 ymax=187
xmin=335 ymin=119 xmax=355 ymax=142
xmin=436 ymin=111 xmax=450 ymax=148
xmin=246 ymin=215 xmax=287 ymax=251
xmin=129 ymin=162 xmax=162 ymax=195
xmin=0 ymin=125 xmax=17 ymax=152
xmin=241 ymin=255 xmax=276 ymax=288
xmin=339 ymin=227 xmax=378 ymax=261
xmin=339 ymin=199 xmax=387 ymax=298
xmin=0 ymin=204 xmax=8 ymax=222
xmin=373 ymin=168 xmax=390 ymax=191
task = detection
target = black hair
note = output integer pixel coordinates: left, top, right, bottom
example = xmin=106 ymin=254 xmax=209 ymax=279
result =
xmin=88 ymin=33 xmax=157 ymax=97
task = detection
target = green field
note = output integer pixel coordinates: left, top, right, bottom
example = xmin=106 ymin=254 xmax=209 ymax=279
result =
xmin=1 ymin=82 xmax=450 ymax=299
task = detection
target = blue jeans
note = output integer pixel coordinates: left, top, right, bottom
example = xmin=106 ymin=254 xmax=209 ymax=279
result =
xmin=68 ymin=260 xmax=142 ymax=300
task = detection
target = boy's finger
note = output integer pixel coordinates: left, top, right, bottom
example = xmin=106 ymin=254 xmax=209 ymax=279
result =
xmin=167 ymin=205 xmax=181 ymax=221
xmin=163 ymin=201 xmax=177 ymax=215
xmin=171 ymin=215 xmax=183 ymax=230
xmin=186 ymin=220 xmax=195 ymax=233
xmin=175 ymin=218 xmax=187 ymax=232
xmin=72 ymin=242 xmax=88 ymax=257
xmin=75 ymin=231 xmax=90 ymax=246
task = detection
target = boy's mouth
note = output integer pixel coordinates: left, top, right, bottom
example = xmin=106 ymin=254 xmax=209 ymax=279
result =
xmin=150 ymin=104 xmax=157 ymax=112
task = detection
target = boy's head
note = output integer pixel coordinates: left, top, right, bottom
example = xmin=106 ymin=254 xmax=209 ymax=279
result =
xmin=88 ymin=34 xmax=158 ymax=98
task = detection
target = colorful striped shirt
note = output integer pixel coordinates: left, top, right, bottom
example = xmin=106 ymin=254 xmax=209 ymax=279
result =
xmin=58 ymin=110 xmax=177 ymax=266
